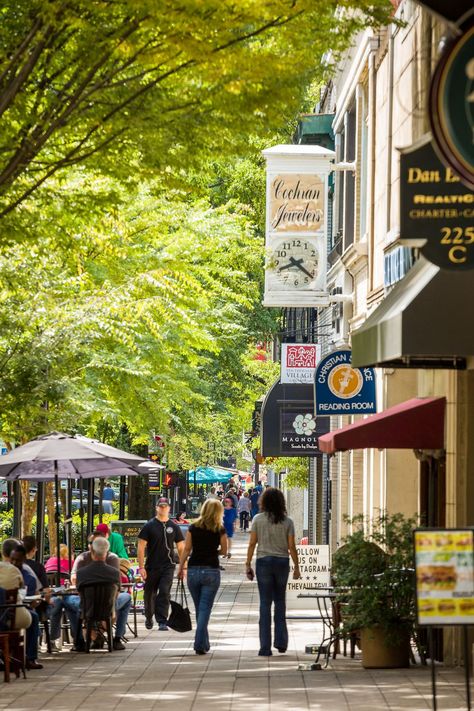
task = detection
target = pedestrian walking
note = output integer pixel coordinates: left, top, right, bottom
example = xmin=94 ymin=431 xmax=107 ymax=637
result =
xmin=222 ymin=496 xmax=237 ymax=558
xmin=137 ymin=497 xmax=185 ymax=630
xmin=237 ymin=491 xmax=251 ymax=531
xmin=178 ymin=499 xmax=227 ymax=655
xmin=245 ymin=487 xmax=301 ymax=657
xmin=250 ymin=483 xmax=262 ymax=519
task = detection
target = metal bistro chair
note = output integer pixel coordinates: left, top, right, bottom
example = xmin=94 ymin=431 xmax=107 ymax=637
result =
xmin=0 ymin=588 xmax=27 ymax=682
xmin=78 ymin=582 xmax=116 ymax=653
xmin=45 ymin=571 xmax=72 ymax=647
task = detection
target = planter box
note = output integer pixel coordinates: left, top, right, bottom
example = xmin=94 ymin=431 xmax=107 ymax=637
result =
xmin=361 ymin=626 xmax=410 ymax=668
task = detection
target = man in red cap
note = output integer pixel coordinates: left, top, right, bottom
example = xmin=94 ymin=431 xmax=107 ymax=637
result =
xmin=137 ymin=498 xmax=185 ymax=630
xmin=95 ymin=523 xmax=128 ymax=559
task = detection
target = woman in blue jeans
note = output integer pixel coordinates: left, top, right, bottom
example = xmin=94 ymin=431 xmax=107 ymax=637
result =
xmin=178 ymin=499 xmax=227 ymax=654
xmin=245 ymin=488 xmax=301 ymax=656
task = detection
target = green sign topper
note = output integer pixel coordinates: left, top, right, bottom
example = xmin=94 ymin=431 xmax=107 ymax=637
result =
xmin=430 ymin=19 xmax=474 ymax=190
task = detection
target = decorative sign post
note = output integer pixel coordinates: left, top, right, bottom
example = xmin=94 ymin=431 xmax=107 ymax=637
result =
xmin=262 ymin=144 xmax=334 ymax=307
xmin=314 ymin=349 xmax=377 ymax=415
xmin=414 ymin=528 xmax=474 ymax=710
xmin=280 ymin=343 xmax=321 ymax=384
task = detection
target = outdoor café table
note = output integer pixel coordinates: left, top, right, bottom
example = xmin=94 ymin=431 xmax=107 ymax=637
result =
xmin=50 ymin=582 xmax=139 ymax=638
xmin=296 ymin=590 xmax=339 ymax=669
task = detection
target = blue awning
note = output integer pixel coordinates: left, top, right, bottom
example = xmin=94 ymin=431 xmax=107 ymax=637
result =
xmin=187 ymin=466 xmax=236 ymax=483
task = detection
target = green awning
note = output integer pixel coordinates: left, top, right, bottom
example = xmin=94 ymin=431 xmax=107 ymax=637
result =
xmin=351 ymin=257 xmax=472 ymax=369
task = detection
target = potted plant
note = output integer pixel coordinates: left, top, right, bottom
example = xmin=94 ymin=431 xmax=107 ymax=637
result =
xmin=332 ymin=512 xmax=418 ymax=669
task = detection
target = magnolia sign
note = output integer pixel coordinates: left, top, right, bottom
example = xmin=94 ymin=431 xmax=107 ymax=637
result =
xmin=281 ymin=343 xmax=321 ymax=384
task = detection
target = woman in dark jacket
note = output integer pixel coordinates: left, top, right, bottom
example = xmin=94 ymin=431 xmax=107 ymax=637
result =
xmin=178 ymin=499 xmax=227 ymax=654
xmin=245 ymin=487 xmax=301 ymax=656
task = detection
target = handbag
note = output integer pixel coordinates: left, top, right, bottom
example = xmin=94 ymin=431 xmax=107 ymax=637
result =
xmin=168 ymin=579 xmax=192 ymax=633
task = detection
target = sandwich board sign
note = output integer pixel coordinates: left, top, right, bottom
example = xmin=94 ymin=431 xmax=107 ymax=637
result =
xmin=286 ymin=544 xmax=330 ymax=609
xmin=414 ymin=528 xmax=474 ymax=625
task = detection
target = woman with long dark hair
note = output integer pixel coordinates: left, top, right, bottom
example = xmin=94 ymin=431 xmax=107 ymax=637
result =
xmin=178 ymin=499 xmax=227 ymax=654
xmin=245 ymin=487 xmax=301 ymax=656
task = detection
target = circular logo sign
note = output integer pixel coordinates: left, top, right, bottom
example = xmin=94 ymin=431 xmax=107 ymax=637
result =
xmin=430 ymin=20 xmax=474 ymax=190
xmin=166 ymin=527 xmax=174 ymax=534
xmin=328 ymin=364 xmax=363 ymax=399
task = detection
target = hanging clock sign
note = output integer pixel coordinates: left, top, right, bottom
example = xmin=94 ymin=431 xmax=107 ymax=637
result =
xmin=429 ymin=18 xmax=474 ymax=190
xmin=262 ymin=144 xmax=335 ymax=307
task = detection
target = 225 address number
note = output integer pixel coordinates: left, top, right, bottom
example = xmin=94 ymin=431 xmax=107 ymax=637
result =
xmin=440 ymin=227 xmax=474 ymax=244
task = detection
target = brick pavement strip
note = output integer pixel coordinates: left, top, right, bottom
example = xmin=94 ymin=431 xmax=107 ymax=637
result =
xmin=1 ymin=535 xmax=471 ymax=710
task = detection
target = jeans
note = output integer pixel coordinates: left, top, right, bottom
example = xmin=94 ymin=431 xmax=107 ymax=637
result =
xmin=256 ymin=556 xmax=290 ymax=655
xmin=26 ymin=609 xmax=40 ymax=661
xmin=49 ymin=591 xmax=132 ymax=641
xmin=144 ymin=566 xmax=175 ymax=623
xmin=187 ymin=567 xmax=220 ymax=652
xmin=239 ymin=511 xmax=250 ymax=530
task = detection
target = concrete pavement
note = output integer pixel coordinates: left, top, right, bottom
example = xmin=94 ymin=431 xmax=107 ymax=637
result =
xmin=1 ymin=536 xmax=470 ymax=710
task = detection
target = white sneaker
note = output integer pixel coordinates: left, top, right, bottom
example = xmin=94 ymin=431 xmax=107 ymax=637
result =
xmin=51 ymin=639 xmax=62 ymax=652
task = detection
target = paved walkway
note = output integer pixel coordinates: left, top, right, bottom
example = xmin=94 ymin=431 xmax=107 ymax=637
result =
xmin=2 ymin=537 xmax=470 ymax=710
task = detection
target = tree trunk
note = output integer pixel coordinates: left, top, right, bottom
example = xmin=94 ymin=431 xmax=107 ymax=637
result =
xmin=20 ymin=481 xmax=36 ymax=538
xmin=45 ymin=481 xmax=57 ymax=556
xmin=128 ymin=474 xmax=150 ymax=520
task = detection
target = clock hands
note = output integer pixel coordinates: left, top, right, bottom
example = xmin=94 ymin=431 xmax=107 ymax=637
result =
xmin=278 ymin=256 xmax=315 ymax=279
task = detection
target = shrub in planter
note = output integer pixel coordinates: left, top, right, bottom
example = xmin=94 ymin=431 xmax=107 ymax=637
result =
xmin=332 ymin=512 xmax=418 ymax=668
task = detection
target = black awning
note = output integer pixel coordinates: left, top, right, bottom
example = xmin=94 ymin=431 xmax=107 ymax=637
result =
xmin=351 ymin=257 xmax=473 ymax=369
xmin=261 ymin=379 xmax=329 ymax=457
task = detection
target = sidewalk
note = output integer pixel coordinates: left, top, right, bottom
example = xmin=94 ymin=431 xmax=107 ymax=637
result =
xmin=2 ymin=536 xmax=470 ymax=711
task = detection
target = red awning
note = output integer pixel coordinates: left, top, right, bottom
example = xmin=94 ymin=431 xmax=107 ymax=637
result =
xmin=318 ymin=397 xmax=446 ymax=454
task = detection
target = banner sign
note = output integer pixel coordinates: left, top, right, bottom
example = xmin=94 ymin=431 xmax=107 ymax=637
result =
xmin=281 ymin=343 xmax=321 ymax=384
xmin=414 ymin=528 xmax=474 ymax=625
xmin=314 ymin=349 xmax=376 ymax=415
xmin=287 ymin=545 xmax=331 ymax=609
xmin=399 ymin=136 xmax=474 ymax=269
xmin=280 ymin=408 xmax=329 ymax=455
xmin=110 ymin=520 xmax=147 ymax=558
xmin=429 ymin=18 xmax=474 ymax=191
xmin=262 ymin=145 xmax=334 ymax=307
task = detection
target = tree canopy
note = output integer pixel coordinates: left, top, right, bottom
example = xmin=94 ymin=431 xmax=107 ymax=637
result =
xmin=0 ymin=0 xmax=395 ymax=468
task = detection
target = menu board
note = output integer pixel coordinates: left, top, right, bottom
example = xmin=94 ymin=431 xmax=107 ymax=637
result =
xmin=414 ymin=528 xmax=474 ymax=625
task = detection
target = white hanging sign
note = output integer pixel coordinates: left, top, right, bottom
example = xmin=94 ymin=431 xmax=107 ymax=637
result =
xmin=280 ymin=343 xmax=321 ymax=384
xmin=262 ymin=145 xmax=334 ymax=307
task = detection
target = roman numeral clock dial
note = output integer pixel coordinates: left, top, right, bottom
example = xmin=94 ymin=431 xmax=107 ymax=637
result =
xmin=268 ymin=239 xmax=319 ymax=288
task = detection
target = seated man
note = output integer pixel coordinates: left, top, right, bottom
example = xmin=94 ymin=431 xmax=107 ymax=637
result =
xmin=2 ymin=540 xmax=42 ymax=669
xmin=49 ymin=531 xmax=129 ymax=651
xmin=77 ymin=537 xmax=127 ymax=650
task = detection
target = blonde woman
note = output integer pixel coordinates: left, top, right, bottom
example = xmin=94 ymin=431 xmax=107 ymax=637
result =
xmin=178 ymin=499 xmax=227 ymax=654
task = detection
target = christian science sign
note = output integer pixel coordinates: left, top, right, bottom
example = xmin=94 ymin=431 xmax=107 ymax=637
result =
xmin=399 ymin=136 xmax=474 ymax=269
xmin=315 ymin=349 xmax=377 ymax=415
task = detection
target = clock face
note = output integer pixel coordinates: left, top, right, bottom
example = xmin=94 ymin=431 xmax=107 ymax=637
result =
xmin=267 ymin=238 xmax=319 ymax=289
